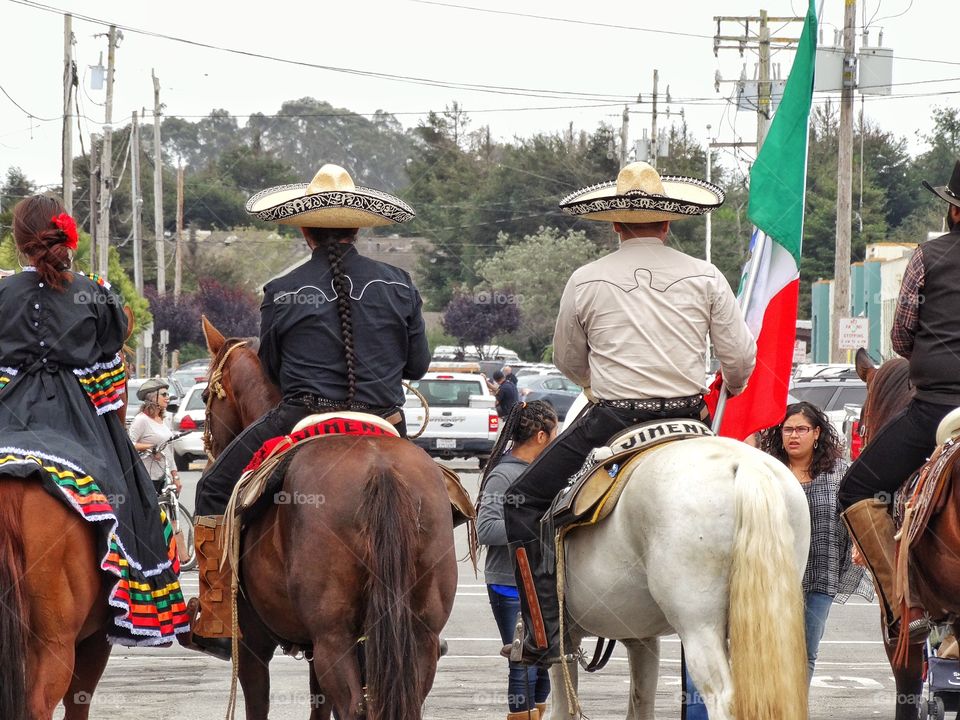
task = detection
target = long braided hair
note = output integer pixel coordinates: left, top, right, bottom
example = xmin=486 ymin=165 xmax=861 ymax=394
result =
xmin=304 ymin=226 xmax=359 ymax=406
xmin=477 ymin=400 xmax=558 ymax=509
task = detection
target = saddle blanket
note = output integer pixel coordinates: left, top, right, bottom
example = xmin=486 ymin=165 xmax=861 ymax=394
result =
xmin=243 ymin=412 xmax=399 ymax=475
xmin=549 ymin=418 xmax=713 ymax=528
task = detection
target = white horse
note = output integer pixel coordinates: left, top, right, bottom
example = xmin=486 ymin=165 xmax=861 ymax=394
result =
xmin=546 ymin=395 xmax=811 ymax=720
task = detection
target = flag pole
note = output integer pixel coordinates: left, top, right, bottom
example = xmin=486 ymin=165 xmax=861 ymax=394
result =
xmin=711 ymin=228 xmax=769 ymax=432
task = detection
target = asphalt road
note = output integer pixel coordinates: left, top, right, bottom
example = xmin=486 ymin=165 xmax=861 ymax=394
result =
xmin=55 ymin=460 xmax=938 ymax=720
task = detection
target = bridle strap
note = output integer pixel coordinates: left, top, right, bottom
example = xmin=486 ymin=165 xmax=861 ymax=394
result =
xmin=203 ymin=340 xmax=249 ymax=461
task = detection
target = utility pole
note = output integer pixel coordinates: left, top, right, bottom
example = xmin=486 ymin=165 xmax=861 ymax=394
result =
xmin=705 ymin=126 xmax=713 ymax=265
xmin=131 ymin=112 xmax=143 ymax=297
xmin=152 ymin=70 xmax=166 ymax=296
xmin=619 ymin=105 xmax=629 ymax=169
xmin=832 ymin=0 xmax=857 ymax=363
xmin=62 ymin=14 xmax=74 ymax=214
xmin=89 ymin=138 xmax=98 ymax=270
xmin=97 ymin=25 xmax=118 ymax=278
xmin=713 ymin=12 xmax=804 ymax=154
xmin=757 ymin=10 xmax=771 ymax=147
xmin=650 ymin=70 xmax=659 ymax=169
xmin=174 ymin=165 xmax=184 ymax=300
xmin=131 ymin=111 xmax=144 ymax=375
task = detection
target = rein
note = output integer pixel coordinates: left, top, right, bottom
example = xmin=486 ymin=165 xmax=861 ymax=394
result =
xmin=203 ymin=339 xmax=249 ymax=461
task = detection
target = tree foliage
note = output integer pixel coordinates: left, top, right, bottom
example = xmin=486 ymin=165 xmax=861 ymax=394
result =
xmin=441 ymin=291 xmax=521 ymax=357
xmin=475 ymin=227 xmax=601 ymax=359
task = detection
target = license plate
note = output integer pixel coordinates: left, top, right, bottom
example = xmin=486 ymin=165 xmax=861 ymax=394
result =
xmin=436 ymin=438 xmax=457 ymax=449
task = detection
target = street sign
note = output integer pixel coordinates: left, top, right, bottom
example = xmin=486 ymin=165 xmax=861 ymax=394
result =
xmin=838 ymin=317 xmax=869 ymax=350
xmin=793 ymin=340 xmax=807 ymax=364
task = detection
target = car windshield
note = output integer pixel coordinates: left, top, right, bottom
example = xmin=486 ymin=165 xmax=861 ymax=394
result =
xmin=789 ymin=386 xmax=836 ymax=410
xmin=833 ymin=386 xmax=867 ymax=410
xmin=186 ymin=388 xmax=207 ymax=411
xmin=408 ymin=379 xmax=484 ymax=407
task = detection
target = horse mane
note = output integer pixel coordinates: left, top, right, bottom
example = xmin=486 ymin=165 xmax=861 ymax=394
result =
xmin=865 ymin=357 xmax=913 ymax=441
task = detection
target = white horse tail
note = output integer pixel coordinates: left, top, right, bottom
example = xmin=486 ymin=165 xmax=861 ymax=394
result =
xmin=728 ymin=457 xmax=808 ymax=720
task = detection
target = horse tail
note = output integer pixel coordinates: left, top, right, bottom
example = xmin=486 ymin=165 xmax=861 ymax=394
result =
xmin=728 ymin=458 xmax=808 ymax=720
xmin=0 ymin=482 xmax=29 ymax=720
xmin=359 ymin=468 xmax=422 ymax=720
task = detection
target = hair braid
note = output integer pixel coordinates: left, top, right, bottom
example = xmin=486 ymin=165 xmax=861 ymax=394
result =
xmin=327 ymin=242 xmax=357 ymax=406
xmin=476 ymin=400 xmax=558 ymax=512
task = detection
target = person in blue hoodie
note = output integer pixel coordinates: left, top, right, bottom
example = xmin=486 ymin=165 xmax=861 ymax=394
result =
xmin=477 ymin=400 xmax=558 ymax=720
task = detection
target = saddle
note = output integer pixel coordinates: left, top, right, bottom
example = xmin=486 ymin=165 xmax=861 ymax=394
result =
xmin=547 ymin=418 xmax=714 ymax=530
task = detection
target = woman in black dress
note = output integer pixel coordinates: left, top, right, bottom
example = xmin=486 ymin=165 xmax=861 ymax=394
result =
xmin=0 ymin=195 xmax=188 ymax=645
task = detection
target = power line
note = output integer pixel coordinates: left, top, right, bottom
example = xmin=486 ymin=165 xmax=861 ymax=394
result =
xmin=0 ymin=83 xmax=59 ymax=121
xmin=6 ymin=0 xmax=641 ymax=103
xmin=410 ymin=0 xmax=715 ymax=39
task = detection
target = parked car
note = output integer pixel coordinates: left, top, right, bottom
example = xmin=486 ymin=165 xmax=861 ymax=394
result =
xmin=170 ymin=382 xmax=208 ymax=471
xmin=403 ymin=372 xmax=499 ymax=467
xmin=517 ymin=374 xmax=581 ymax=421
xmin=171 ymin=359 xmax=210 ymax=390
xmin=788 ymin=371 xmax=867 ymax=453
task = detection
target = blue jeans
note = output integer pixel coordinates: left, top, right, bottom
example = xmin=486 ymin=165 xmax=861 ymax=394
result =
xmin=804 ymin=591 xmax=833 ymax=680
xmin=488 ymin=586 xmax=550 ymax=712
xmin=682 ymin=647 xmax=709 ymax=720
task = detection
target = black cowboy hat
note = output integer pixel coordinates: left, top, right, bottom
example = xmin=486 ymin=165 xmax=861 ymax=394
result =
xmin=922 ymin=159 xmax=960 ymax=210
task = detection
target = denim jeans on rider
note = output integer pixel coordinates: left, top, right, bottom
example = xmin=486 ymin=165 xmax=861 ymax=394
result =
xmin=682 ymin=648 xmax=709 ymax=720
xmin=804 ymin=591 xmax=834 ymax=681
xmin=488 ymin=586 xmax=550 ymax=712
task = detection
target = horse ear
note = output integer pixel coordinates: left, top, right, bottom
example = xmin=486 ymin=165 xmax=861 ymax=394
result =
xmin=123 ymin=306 xmax=135 ymax=343
xmin=202 ymin=315 xmax=226 ymax=356
xmin=854 ymin=347 xmax=876 ymax=383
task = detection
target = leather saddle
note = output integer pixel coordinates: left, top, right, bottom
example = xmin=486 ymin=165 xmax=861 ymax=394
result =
xmin=547 ymin=418 xmax=713 ymax=530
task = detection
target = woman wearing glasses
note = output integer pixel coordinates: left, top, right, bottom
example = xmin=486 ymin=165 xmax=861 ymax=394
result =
xmin=129 ymin=378 xmax=181 ymax=495
xmin=759 ymin=401 xmax=871 ymax=681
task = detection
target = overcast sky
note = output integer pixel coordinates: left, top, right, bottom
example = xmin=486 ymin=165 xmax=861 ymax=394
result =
xmin=2 ymin=0 xmax=958 ymax=192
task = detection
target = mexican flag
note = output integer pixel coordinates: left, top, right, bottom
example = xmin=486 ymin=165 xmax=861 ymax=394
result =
xmin=711 ymin=0 xmax=817 ymax=440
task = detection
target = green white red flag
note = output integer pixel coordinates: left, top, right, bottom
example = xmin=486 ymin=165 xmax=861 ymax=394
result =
xmin=710 ymin=0 xmax=817 ymax=439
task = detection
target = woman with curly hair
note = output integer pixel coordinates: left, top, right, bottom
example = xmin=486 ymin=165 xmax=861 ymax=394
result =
xmin=760 ymin=401 xmax=871 ymax=680
xmin=477 ymin=400 xmax=558 ymax=720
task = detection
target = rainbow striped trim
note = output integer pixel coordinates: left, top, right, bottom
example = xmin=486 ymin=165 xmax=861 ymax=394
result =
xmin=0 ymin=366 xmax=17 ymax=390
xmin=80 ymin=272 xmax=114 ymax=292
xmin=73 ymin=353 xmax=126 ymax=415
xmin=0 ymin=448 xmax=190 ymax=644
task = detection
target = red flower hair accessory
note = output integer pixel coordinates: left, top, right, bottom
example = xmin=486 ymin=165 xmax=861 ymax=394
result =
xmin=51 ymin=212 xmax=79 ymax=250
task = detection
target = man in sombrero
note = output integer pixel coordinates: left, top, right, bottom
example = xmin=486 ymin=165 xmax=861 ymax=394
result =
xmin=189 ymin=163 xmax=431 ymax=658
xmin=503 ymin=161 xmax=757 ymax=666
xmin=837 ymin=160 xmax=960 ymax=645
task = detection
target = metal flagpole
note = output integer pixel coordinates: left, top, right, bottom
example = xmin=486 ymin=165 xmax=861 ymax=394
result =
xmin=711 ymin=228 xmax=769 ymax=432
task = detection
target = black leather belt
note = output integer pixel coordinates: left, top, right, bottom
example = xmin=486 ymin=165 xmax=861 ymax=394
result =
xmin=597 ymin=394 xmax=704 ymax=412
xmin=291 ymin=394 xmax=403 ymax=426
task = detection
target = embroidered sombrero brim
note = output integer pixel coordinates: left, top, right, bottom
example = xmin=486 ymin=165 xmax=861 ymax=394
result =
xmin=245 ymin=183 xmax=414 ymax=228
xmin=559 ymin=176 xmax=724 ymax=223
xmin=245 ymin=166 xmax=415 ymax=228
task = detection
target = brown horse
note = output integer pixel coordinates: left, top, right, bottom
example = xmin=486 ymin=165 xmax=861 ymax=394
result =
xmin=855 ymin=347 xmax=925 ymax=720
xmin=0 ymin=308 xmax=136 ymax=720
xmin=199 ymin=317 xmax=458 ymax=720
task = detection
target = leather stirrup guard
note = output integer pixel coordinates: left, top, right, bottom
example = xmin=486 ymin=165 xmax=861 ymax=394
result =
xmin=515 ymin=546 xmax=548 ymax=650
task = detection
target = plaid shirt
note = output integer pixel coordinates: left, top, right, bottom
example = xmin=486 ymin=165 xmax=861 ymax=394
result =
xmin=891 ymin=247 xmax=925 ymax=359
xmin=803 ymin=459 xmax=874 ymax=602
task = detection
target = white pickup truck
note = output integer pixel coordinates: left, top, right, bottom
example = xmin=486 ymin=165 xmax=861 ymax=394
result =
xmin=403 ymin=371 xmax=500 ymax=467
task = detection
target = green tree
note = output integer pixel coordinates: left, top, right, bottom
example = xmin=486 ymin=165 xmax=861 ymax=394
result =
xmin=475 ymin=227 xmax=602 ymax=359
xmin=407 ymin=108 xmax=488 ymax=309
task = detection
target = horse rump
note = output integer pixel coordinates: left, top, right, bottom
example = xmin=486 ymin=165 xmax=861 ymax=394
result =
xmin=0 ymin=481 xmax=29 ymax=720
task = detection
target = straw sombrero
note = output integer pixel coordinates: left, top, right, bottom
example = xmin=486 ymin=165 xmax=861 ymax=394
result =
xmin=559 ymin=161 xmax=724 ymax=223
xmin=245 ymin=163 xmax=415 ymax=228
